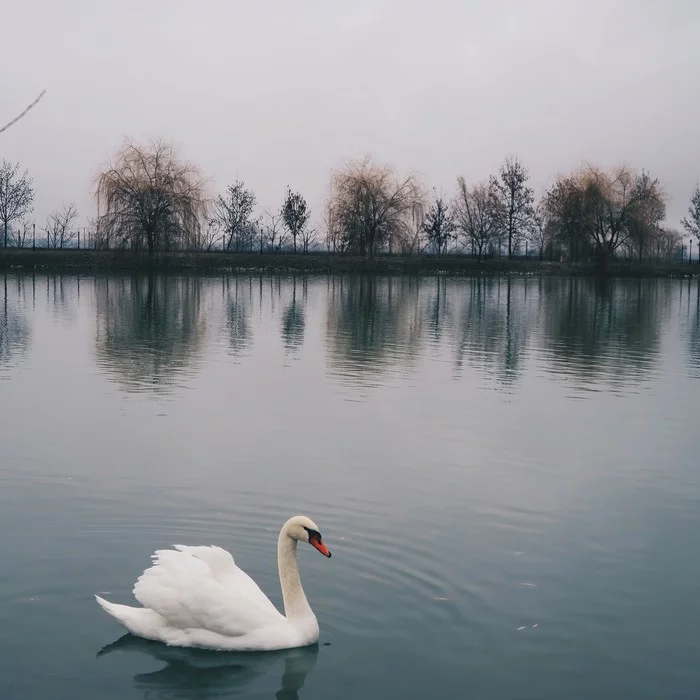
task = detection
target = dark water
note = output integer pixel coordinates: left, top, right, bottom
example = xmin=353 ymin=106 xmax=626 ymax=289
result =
xmin=0 ymin=272 xmax=699 ymax=700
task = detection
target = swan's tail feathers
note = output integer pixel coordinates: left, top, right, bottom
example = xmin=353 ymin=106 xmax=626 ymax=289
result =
xmin=95 ymin=594 xmax=127 ymax=620
xmin=95 ymin=595 xmax=164 ymax=640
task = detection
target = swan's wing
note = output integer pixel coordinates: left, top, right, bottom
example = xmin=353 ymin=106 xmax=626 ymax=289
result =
xmin=132 ymin=545 xmax=284 ymax=638
xmin=171 ymin=545 xmax=282 ymax=618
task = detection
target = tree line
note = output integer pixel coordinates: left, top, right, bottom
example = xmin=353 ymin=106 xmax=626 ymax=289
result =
xmin=2 ymin=137 xmax=700 ymax=267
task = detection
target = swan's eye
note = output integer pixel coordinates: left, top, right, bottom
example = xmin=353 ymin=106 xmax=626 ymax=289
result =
xmin=303 ymin=526 xmax=321 ymax=542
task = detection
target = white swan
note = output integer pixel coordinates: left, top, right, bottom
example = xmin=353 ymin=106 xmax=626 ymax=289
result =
xmin=95 ymin=515 xmax=332 ymax=652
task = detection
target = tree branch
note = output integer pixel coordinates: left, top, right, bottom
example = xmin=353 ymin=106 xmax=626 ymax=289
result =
xmin=0 ymin=90 xmax=46 ymax=135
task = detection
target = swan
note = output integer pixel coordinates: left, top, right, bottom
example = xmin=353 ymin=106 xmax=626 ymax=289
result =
xmin=95 ymin=515 xmax=332 ymax=652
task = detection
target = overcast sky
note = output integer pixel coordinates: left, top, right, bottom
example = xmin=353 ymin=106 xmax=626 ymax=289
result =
xmin=2 ymin=0 xmax=699 ymax=232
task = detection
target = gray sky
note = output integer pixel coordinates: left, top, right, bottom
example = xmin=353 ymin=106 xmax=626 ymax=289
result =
xmin=3 ymin=0 xmax=699 ymax=232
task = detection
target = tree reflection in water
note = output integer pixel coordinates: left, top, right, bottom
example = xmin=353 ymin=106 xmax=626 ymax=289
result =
xmin=685 ymin=279 xmax=700 ymax=378
xmin=451 ymin=276 xmax=534 ymax=388
xmin=0 ymin=272 xmax=31 ymax=371
xmin=282 ymin=276 xmax=306 ymax=353
xmin=222 ymin=275 xmax=253 ymax=359
xmin=325 ymin=275 xmax=425 ymax=385
xmin=537 ymin=277 xmax=670 ymax=388
xmin=94 ymin=274 xmax=207 ymax=394
xmin=324 ymin=274 xmax=672 ymax=393
xmin=84 ymin=272 xmax=686 ymax=395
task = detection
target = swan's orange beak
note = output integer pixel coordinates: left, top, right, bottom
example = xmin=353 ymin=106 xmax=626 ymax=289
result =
xmin=310 ymin=538 xmax=331 ymax=558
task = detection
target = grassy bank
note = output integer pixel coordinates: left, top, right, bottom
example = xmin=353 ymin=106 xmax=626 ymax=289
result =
xmin=0 ymin=247 xmax=698 ymax=278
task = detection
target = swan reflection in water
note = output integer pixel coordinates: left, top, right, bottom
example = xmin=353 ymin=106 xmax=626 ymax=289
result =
xmin=97 ymin=633 xmax=320 ymax=700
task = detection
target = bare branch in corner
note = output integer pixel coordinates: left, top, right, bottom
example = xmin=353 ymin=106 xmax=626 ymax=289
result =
xmin=0 ymin=90 xmax=47 ymax=135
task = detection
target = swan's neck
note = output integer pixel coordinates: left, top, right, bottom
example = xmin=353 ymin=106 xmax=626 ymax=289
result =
xmin=278 ymin=531 xmax=313 ymax=621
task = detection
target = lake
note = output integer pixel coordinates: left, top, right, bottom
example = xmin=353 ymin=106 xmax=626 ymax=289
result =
xmin=0 ymin=271 xmax=698 ymax=700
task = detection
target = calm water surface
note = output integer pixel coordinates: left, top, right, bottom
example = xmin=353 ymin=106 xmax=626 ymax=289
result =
xmin=0 ymin=272 xmax=699 ymax=699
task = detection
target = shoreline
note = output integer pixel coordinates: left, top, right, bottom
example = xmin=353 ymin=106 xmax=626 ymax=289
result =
xmin=1 ymin=248 xmax=699 ymax=278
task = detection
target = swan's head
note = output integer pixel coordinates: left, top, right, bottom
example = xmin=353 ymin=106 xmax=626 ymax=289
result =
xmin=284 ymin=515 xmax=332 ymax=558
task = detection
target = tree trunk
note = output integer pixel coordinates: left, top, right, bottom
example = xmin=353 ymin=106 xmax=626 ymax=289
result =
xmin=3 ymin=220 xmax=7 ymax=248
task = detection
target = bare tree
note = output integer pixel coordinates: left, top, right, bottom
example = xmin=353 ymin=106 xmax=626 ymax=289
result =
xmin=530 ymin=200 xmax=553 ymax=260
xmin=627 ymin=170 xmax=666 ymax=261
xmin=0 ymin=90 xmax=46 ymax=136
xmin=455 ymin=178 xmax=500 ymax=261
xmin=196 ymin=220 xmax=220 ymax=252
xmin=10 ymin=219 xmax=32 ymax=248
xmin=213 ymin=180 xmax=257 ymax=252
xmin=681 ymin=184 xmax=700 ymax=252
xmin=491 ymin=156 xmax=534 ymax=258
xmin=300 ymin=226 xmax=317 ymax=254
xmin=88 ymin=214 xmax=111 ymax=250
xmin=657 ymin=227 xmax=683 ymax=261
xmin=95 ymin=138 xmax=208 ymax=256
xmin=328 ymin=156 xmax=424 ymax=258
xmin=281 ymin=187 xmax=310 ymax=254
xmin=323 ymin=200 xmax=339 ymax=253
xmin=256 ymin=216 xmax=265 ymax=255
xmin=0 ymin=160 xmax=35 ymax=247
xmin=44 ymin=203 xmax=78 ymax=248
xmin=422 ymin=190 xmax=456 ymax=255
xmin=261 ymin=211 xmax=285 ymax=253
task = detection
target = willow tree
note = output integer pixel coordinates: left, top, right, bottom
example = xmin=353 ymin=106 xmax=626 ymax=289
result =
xmin=544 ymin=165 xmax=665 ymax=267
xmin=95 ymin=139 xmax=208 ymax=255
xmin=543 ymin=176 xmax=589 ymax=262
xmin=681 ymin=185 xmax=700 ymax=252
xmin=327 ymin=157 xmax=424 ymax=258
xmin=577 ymin=165 xmax=665 ymax=267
